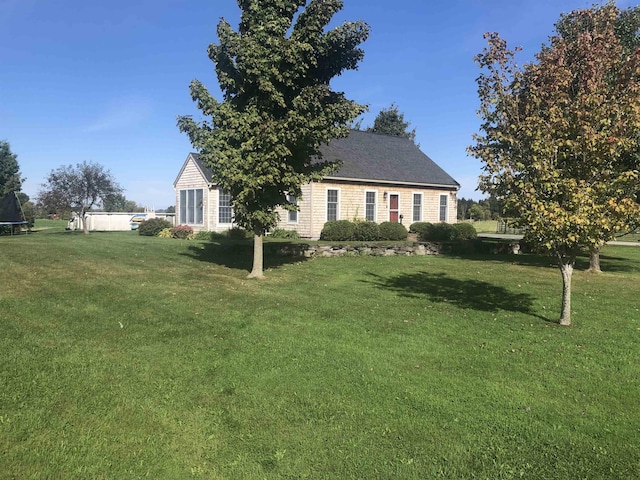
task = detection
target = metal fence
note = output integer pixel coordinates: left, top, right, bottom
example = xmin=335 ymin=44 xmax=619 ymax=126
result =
xmin=496 ymin=219 xmax=525 ymax=235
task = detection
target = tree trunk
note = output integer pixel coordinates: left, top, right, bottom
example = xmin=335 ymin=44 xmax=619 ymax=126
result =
xmin=248 ymin=231 xmax=265 ymax=279
xmin=81 ymin=211 xmax=89 ymax=235
xmin=587 ymin=247 xmax=601 ymax=273
xmin=558 ymin=257 xmax=575 ymax=326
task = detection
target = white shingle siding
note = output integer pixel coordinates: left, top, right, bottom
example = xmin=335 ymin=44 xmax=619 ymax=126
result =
xmin=272 ymin=181 xmax=457 ymax=238
xmin=175 ymin=132 xmax=459 ymax=237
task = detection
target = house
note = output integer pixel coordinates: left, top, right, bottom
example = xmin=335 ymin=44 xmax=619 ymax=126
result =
xmin=173 ymin=130 xmax=460 ymax=238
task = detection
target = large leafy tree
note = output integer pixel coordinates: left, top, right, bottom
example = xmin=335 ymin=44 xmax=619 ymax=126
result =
xmin=367 ymin=103 xmax=416 ymax=143
xmin=177 ymin=0 xmax=369 ymax=278
xmin=0 ymin=141 xmax=24 ymax=197
xmin=469 ymin=3 xmax=640 ymax=326
xmin=556 ymin=4 xmax=640 ymax=272
xmin=103 ymin=193 xmax=143 ymax=212
xmin=38 ymin=161 xmax=123 ymax=234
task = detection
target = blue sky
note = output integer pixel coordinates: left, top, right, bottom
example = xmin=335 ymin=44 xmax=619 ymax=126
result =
xmin=1 ymin=0 xmax=632 ymax=208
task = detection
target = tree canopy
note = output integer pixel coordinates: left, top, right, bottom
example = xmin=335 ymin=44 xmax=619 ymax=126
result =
xmin=468 ymin=3 xmax=640 ymax=325
xmin=103 ymin=193 xmax=143 ymax=212
xmin=0 ymin=141 xmax=23 ymax=197
xmin=38 ymin=161 xmax=123 ymax=234
xmin=177 ymin=0 xmax=369 ymax=278
xmin=367 ymin=104 xmax=416 ymax=143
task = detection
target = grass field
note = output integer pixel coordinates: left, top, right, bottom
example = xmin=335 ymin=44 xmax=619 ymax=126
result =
xmin=1 ymin=221 xmax=639 ymax=479
xmin=470 ymin=219 xmax=640 ymax=242
xmin=467 ymin=219 xmax=499 ymax=233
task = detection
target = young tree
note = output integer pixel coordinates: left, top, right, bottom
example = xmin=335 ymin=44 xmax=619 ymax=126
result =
xmin=0 ymin=141 xmax=24 ymax=197
xmin=177 ymin=0 xmax=369 ymax=278
xmin=556 ymin=4 xmax=640 ymax=272
xmin=367 ymin=103 xmax=416 ymax=143
xmin=38 ymin=161 xmax=123 ymax=234
xmin=469 ymin=3 xmax=640 ymax=326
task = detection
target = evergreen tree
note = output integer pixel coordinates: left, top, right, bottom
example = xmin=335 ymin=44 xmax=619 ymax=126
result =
xmin=367 ymin=104 xmax=416 ymax=143
xmin=0 ymin=141 xmax=23 ymax=197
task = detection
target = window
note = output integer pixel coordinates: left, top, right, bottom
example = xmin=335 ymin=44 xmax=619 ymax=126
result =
xmin=179 ymin=188 xmax=203 ymax=225
xmin=439 ymin=194 xmax=448 ymax=222
xmin=219 ymin=191 xmax=233 ymax=224
xmin=413 ymin=193 xmax=422 ymax=222
xmin=327 ymin=189 xmax=339 ymax=221
xmin=365 ymin=191 xmax=376 ymax=222
xmin=287 ymin=194 xmax=298 ymax=223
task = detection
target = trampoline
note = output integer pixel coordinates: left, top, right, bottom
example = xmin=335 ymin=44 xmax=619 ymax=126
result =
xmin=0 ymin=191 xmax=28 ymax=235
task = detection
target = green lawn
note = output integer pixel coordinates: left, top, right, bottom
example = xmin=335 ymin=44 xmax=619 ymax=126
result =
xmin=469 ymin=218 xmax=640 ymax=242
xmin=1 ymin=221 xmax=639 ymax=479
xmin=467 ymin=219 xmax=499 ymax=233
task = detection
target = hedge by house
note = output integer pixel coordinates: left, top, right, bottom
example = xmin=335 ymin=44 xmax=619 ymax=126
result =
xmin=320 ymin=220 xmax=357 ymax=241
xmin=379 ymin=221 xmax=408 ymax=241
xmin=354 ymin=221 xmax=381 ymax=241
xmin=320 ymin=220 xmax=407 ymax=241
xmin=411 ymin=222 xmax=477 ymax=242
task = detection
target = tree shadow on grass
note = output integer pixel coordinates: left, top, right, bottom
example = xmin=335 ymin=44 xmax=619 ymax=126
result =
xmin=181 ymin=241 xmax=309 ymax=273
xmin=445 ymin=240 xmax=640 ymax=274
xmin=589 ymin=252 xmax=640 ymax=274
xmin=366 ymin=271 xmax=550 ymax=322
xmin=453 ymin=251 xmax=640 ymax=274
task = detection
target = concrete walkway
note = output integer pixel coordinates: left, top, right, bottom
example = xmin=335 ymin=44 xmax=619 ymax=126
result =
xmin=478 ymin=233 xmax=640 ymax=247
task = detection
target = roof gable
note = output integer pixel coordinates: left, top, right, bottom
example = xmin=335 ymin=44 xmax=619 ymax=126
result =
xmin=173 ymin=152 xmax=213 ymax=187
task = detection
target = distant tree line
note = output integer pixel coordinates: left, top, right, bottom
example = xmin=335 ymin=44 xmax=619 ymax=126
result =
xmin=457 ymin=196 xmax=501 ymax=221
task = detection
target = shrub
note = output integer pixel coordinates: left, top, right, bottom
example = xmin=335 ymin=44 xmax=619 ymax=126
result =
xmin=227 ymin=227 xmax=251 ymax=239
xmin=320 ymin=220 xmax=356 ymax=241
xmin=192 ymin=230 xmax=215 ymax=241
xmin=137 ymin=217 xmax=173 ymax=236
xmin=158 ymin=228 xmax=173 ymax=238
xmin=378 ymin=221 xmax=408 ymax=241
xmin=353 ymin=221 xmax=381 ymax=241
xmin=409 ymin=222 xmax=433 ymax=239
xmin=409 ymin=222 xmax=427 ymax=233
xmin=417 ymin=222 xmax=477 ymax=242
xmin=419 ymin=222 xmax=456 ymax=242
xmin=22 ymin=201 xmax=36 ymax=229
xmin=171 ymin=224 xmax=194 ymax=239
xmin=269 ymin=228 xmax=300 ymax=239
xmin=453 ymin=222 xmax=477 ymax=240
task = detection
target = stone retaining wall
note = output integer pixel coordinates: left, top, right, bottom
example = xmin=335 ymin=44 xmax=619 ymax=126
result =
xmin=271 ymin=240 xmax=523 ymax=258
xmin=275 ymin=242 xmax=443 ymax=258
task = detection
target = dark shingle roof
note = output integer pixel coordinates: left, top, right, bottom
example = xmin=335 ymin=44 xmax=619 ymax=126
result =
xmin=184 ymin=130 xmax=459 ymax=188
xmin=189 ymin=153 xmax=213 ymax=183
xmin=319 ymin=130 xmax=459 ymax=188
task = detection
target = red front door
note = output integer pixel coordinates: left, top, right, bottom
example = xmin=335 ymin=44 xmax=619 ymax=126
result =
xmin=389 ymin=194 xmax=399 ymax=222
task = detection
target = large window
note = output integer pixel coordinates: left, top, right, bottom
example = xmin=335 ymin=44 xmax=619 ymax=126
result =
xmin=287 ymin=194 xmax=298 ymax=223
xmin=179 ymin=188 xmax=203 ymax=225
xmin=327 ymin=189 xmax=339 ymax=221
xmin=365 ymin=191 xmax=376 ymax=222
xmin=413 ymin=193 xmax=422 ymax=222
xmin=219 ymin=191 xmax=233 ymax=224
xmin=439 ymin=194 xmax=448 ymax=222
